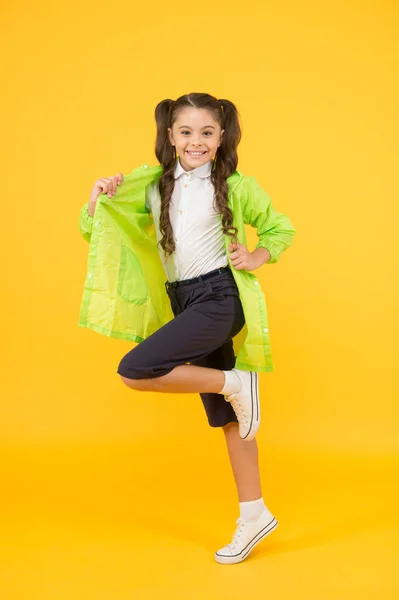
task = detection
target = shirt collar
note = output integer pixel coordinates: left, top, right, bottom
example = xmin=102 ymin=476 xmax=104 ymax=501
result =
xmin=174 ymin=157 xmax=212 ymax=179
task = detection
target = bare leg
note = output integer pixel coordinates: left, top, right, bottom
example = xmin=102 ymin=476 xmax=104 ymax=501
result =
xmin=222 ymin=422 xmax=262 ymax=502
xmin=120 ymin=364 xmax=225 ymax=393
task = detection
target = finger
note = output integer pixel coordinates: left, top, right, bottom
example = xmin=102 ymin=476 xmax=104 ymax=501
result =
xmin=230 ymin=256 xmax=244 ymax=266
xmin=232 ymin=259 xmax=246 ymax=270
xmin=103 ymin=177 xmax=114 ymax=197
xmin=97 ymin=178 xmax=111 ymax=195
xmin=230 ymin=249 xmax=247 ymax=260
xmin=112 ymin=176 xmax=118 ymax=195
xmin=116 ymin=172 xmax=124 ymax=185
xmin=230 ymin=250 xmax=245 ymax=260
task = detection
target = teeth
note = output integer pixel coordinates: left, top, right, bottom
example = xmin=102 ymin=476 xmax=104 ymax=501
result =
xmin=187 ymin=151 xmax=205 ymax=156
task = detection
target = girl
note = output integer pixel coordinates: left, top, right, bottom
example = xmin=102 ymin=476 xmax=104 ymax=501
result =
xmin=79 ymin=93 xmax=296 ymax=564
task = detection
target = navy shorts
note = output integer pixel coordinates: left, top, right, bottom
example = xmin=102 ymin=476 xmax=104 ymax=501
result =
xmin=116 ymin=267 xmax=246 ymax=427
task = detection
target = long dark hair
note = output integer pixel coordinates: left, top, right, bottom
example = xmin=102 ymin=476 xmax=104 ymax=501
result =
xmin=154 ymin=92 xmax=241 ymax=256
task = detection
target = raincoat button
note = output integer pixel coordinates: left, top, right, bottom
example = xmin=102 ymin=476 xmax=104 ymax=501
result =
xmin=94 ymin=221 xmax=99 ymax=226
xmin=88 ymin=273 xmax=92 ymax=278
xmin=263 ymin=328 xmax=268 ymax=333
xmin=254 ymin=281 xmax=259 ymax=285
xmin=143 ymin=164 xmax=148 ymax=169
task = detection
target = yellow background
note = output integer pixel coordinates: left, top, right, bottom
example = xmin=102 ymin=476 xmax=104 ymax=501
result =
xmin=1 ymin=0 xmax=398 ymax=598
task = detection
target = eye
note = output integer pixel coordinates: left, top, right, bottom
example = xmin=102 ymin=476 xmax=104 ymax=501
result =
xmin=181 ymin=131 xmax=213 ymax=136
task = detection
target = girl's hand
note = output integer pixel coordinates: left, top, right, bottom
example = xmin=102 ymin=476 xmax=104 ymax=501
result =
xmin=88 ymin=173 xmax=124 ymax=217
xmin=228 ymin=243 xmax=270 ymax=271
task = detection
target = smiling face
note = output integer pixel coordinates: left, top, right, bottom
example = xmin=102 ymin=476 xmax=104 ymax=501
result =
xmin=168 ymin=107 xmax=224 ymax=172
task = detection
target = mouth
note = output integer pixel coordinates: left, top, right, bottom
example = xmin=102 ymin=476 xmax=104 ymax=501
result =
xmin=186 ymin=151 xmax=207 ymax=158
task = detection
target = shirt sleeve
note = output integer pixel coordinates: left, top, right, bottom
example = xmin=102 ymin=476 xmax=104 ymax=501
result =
xmin=241 ymin=176 xmax=296 ymax=263
xmin=79 ymin=202 xmax=94 ymax=243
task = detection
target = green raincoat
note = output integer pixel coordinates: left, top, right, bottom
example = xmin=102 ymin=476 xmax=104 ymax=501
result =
xmin=78 ymin=162 xmax=296 ymax=372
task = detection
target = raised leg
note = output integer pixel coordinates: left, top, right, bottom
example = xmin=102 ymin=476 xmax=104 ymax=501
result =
xmin=119 ymin=364 xmax=225 ymax=393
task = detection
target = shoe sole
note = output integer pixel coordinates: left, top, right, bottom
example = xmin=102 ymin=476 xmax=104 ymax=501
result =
xmin=240 ymin=372 xmax=260 ymax=441
xmin=214 ymin=517 xmax=278 ymax=565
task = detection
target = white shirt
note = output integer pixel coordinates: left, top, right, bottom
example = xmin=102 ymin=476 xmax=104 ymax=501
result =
xmin=145 ymin=157 xmax=228 ymax=282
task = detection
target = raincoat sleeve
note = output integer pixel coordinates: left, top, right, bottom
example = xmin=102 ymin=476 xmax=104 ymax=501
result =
xmin=79 ymin=202 xmax=94 ymax=243
xmin=242 ymin=176 xmax=296 ymax=264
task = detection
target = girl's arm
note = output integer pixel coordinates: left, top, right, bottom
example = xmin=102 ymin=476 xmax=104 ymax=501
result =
xmin=79 ymin=173 xmax=123 ymax=243
xmin=242 ymin=176 xmax=296 ymax=264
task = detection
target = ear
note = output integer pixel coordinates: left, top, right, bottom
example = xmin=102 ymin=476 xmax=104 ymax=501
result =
xmin=167 ymin=127 xmax=175 ymax=146
xmin=218 ymin=129 xmax=225 ymax=146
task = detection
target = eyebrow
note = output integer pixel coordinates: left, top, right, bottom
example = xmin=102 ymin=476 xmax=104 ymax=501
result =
xmin=178 ymin=125 xmax=215 ymax=130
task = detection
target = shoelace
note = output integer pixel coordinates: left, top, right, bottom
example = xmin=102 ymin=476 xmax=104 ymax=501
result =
xmin=228 ymin=396 xmax=249 ymax=426
xmin=230 ymin=518 xmax=247 ymax=551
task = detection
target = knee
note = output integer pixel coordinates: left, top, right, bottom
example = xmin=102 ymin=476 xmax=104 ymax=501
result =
xmin=119 ymin=374 xmax=145 ymax=390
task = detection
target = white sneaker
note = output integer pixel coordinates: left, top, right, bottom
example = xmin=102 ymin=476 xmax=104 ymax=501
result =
xmin=215 ymin=507 xmax=278 ymax=565
xmin=225 ymin=370 xmax=260 ymax=440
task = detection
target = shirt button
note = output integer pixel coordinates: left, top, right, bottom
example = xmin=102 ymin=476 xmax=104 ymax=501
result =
xmin=184 ymin=184 xmax=188 ymax=188
xmin=180 ymin=210 xmax=183 ymax=214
